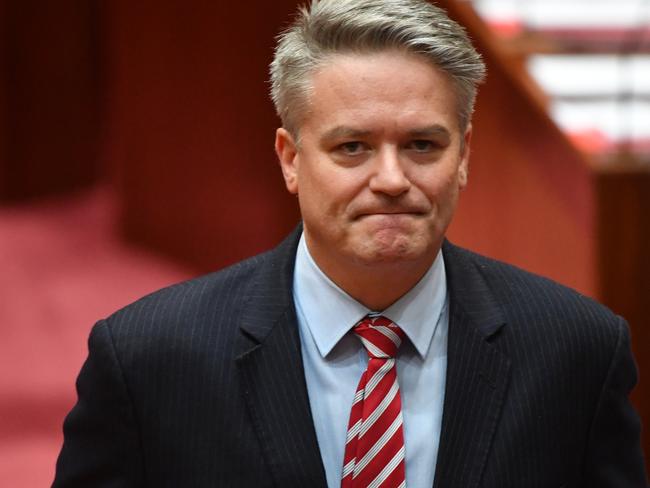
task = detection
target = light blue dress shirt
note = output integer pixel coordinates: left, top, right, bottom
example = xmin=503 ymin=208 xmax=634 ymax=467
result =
xmin=293 ymin=233 xmax=449 ymax=488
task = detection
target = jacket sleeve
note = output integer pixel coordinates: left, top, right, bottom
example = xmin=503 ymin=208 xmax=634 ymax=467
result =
xmin=52 ymin=320 xmax=144 ymax=487
xmin=582 ymin=317 xmax=648 ymax=487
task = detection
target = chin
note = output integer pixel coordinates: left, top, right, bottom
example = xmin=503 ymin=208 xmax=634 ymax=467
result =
xmin=352 ymin=234 xmax=431 ymax=266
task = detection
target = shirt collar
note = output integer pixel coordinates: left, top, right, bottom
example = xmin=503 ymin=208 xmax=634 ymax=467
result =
xmin=293 ymin=232 xmax=447 ymax=359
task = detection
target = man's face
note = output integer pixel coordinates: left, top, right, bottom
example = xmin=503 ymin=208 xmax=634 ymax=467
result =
xmin=276 ymin=50 xmax=470 ymax=281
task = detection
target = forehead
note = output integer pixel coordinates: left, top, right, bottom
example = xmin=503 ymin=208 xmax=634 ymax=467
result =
xmin=299 ymin=50 xmax=460 ymax=135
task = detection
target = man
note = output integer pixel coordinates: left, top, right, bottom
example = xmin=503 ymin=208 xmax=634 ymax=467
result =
xmin=53 ymin=0 xmax=646 ymax=487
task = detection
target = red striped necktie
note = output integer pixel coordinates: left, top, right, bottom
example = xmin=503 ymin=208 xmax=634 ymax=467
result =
xmin=342 ymin=315 xmax=407 ymax=488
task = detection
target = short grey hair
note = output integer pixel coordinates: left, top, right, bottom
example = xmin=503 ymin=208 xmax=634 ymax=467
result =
xmin=270 ymin=0 xmax=486 ymax=135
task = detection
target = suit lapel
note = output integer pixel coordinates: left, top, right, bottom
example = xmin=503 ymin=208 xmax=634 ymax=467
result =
xmin=233 ymin=232 xmax=511 ymax=487
xmin=234 ymin=226 xmax=327 ymax=487
xmin=433 ymin=241 xmax=512 ymax=488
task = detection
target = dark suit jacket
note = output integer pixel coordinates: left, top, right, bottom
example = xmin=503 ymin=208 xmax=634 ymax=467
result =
xmin=53 ymin=227 xmax=647 ymax=487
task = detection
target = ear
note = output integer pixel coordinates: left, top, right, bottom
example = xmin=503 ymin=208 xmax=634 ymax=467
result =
xmin=458 ymin=124 xmax=472 ymax=189
xmin=275 ymin=128 xmax=299 ymax=194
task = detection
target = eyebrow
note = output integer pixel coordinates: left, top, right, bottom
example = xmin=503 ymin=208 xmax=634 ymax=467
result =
xmin=407 ymin=125 xmax=451 ymax=140
xmin=321 ymin=124 xmax=451 ymax=141
xmin=321 ymin=126 xmax=372 ymax=141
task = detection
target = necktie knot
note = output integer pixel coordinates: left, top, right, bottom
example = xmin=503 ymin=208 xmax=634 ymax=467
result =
xmin=353 ymin=315 xmax=405 ymax=359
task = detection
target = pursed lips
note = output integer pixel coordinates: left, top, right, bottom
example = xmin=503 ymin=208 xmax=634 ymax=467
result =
xmin=355 ymin=209 xmax=426 ymax=219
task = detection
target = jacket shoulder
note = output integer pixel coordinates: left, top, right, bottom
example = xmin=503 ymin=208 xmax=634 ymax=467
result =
xmin=444 ymin=242 xmax=623 ymax=333
xmin=102 ymin=249 xmax=273 ymax=340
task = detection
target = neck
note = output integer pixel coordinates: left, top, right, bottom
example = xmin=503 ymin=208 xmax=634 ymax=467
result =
xmin=308 ymin=249 xmax=437 ymax=311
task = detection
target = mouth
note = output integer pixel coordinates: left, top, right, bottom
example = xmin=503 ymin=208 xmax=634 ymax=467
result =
xmin=355 ymin=210 xmax=425 ymax=219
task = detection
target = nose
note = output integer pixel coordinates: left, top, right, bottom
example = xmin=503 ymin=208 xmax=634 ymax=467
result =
xmin=368 ymin=147 xmax=411 ymax=196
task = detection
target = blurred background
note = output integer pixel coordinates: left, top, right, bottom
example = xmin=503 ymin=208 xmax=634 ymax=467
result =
xmin=0 ymin=0 xmax=648 ymax=485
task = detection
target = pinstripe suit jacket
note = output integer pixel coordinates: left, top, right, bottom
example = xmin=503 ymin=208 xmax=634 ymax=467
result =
xmin=53 ymin=226 xmax=647 ymax=487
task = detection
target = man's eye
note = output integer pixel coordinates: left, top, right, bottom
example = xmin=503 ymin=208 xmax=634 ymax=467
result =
xmin=339 ymin=141 xmax=365 ymax=155
xmin=407 ymin=140 xmax=435 ymax=152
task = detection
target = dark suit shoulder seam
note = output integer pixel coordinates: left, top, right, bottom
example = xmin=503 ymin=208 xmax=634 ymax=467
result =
xmin=100 ymin=318 xmax=148 ymax=483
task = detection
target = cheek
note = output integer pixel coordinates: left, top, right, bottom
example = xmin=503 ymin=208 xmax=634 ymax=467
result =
xmin=296 ymin=167 xmax=341 ymax=223
xmin=431 ymin=164 xmax=464 ymax=194
xmin=417 ymin=175 xmax=451 ymax=201
xmin=303 ymin=166 xmax=362 ymax=208
xmin=417 ymin=171 xmax=462 ymax=215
